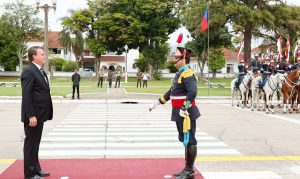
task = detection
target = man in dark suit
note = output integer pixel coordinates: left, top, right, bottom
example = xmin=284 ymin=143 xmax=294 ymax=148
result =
xmin=72 ymin=69 xmax=80 ymax=99
xmin=21 ymin=46 xmax=53 ymax=179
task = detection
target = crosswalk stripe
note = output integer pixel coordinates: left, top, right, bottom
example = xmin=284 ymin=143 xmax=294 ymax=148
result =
xmin=48 ymin=132 xmax=208 ymax=136
xmin=39 ymin=103 xmax=241 ymax=159
xmin=40 ymin=142 xmax=228 ymax=148
xmin=201 ymin=171 xmax=282 ymax=179
xmin=42 ymin=136 xmax=216 ymax=142
xmin=61 ymin=121 xmax=174 ymax=124
xmin=39 ymin=149 xmax=240 ymax=156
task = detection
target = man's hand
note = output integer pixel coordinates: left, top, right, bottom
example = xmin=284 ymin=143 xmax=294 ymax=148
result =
xmin=29 ymin=116 xmax=37 ymax=127
xmin=149 ymin=100 xmax=159 ymax=112
xmin=179 ymin=107 xmax=189 ymax=117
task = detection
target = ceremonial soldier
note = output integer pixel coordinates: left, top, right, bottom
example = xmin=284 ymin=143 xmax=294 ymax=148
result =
xmin=235 ymin=59 xmax=247 ymax=89
xmin=277 ymin=56 xmax=289 ymax=74
xmin=251 ymin=53 xmax=261 ymax=74
xmin=291 ymin=50 xmax=300 ymax=70
xmin=259 ymin=57 xmax=271 ymax=89
xmin=150 ymin=47 xmax=200 ymax=179
xmin=269 ymin=57 xmax=277 ymax=75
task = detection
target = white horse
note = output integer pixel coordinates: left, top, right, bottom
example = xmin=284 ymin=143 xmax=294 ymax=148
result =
xmin=231 ymin=71 xmax=253 ymax=108
xmin=251 ymin=75 xmax=261 ymax=111
xmin=257 ymin=73 xmax=285 ymax=114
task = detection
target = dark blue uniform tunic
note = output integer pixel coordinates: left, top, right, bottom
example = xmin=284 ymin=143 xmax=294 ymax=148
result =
xmin=159 ymin=65 xmax=200 ymax=146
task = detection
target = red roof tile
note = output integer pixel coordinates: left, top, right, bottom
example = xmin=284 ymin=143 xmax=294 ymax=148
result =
xmin=48 ymin=32 xmax=64 ymax=49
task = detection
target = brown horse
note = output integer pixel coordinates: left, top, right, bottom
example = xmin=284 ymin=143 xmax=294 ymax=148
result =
xmin=292 ymin=84 xmax=300 ymax=112
xmin=281 ymin=69 xmax=300 ymax=113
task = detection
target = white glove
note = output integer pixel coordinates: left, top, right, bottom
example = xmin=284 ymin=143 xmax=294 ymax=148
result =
xmin=149 ymin=100 xmax=159 ymax=112
xmin=179 ymin=108 xmax=189 ymax=117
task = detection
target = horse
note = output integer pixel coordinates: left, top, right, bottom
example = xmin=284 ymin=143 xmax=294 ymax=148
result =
xmin=256 ymin=73 xmax=285 ymax=114
xmin=251 ymin=75 xmax=261 ymax=111
xmin=281 ymin=69 xmax=300 ymax=114
xmin=231 ymin=71 xmax=253 ymax=108
xmin=291 ymin=84 xmax=300 ymax=112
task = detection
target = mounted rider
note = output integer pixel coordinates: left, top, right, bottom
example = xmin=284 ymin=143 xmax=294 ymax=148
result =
xmin=269 ymin=56 xmax=277 ymax=75
xmin=235 ymin=59 xmax=248 ymax=89
xmin=277 ymin=55 xmax=289 ymax=74
xmin=259 ymin=56 xmax=271 ymax=89
xmin=251 ymin=53 xmax=261 ymax=74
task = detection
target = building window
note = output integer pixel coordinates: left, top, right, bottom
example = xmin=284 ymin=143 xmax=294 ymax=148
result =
xmin=226 ymin=64 xmax=234 ymax=74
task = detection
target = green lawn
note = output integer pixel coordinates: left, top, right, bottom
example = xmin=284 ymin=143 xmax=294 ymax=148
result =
xmin=124 ymin=86 xmax=231 ymax=96
xmin=0 ymin=76 xmax=233 ymax=96
xmin=0 ymin=77 xmax=107 ymax=96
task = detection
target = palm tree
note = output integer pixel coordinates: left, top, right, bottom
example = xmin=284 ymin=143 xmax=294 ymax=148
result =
xmin=59 ymin=29 xmax=84 ymax=65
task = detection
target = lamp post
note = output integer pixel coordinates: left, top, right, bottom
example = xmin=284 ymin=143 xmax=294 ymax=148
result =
xmin=36 ymin=0 xmax=57 ymax=75
xmin=124 ymin=45 xmax=128 ymax=83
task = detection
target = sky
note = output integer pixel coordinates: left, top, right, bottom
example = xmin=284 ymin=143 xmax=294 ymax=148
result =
xmin=0 ymin=0 xmax=299 ymax=51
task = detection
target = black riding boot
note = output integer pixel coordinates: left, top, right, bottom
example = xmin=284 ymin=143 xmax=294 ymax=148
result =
xmin=176 ymin=145 xmax=197 ymax=179
xmin=174 ymin=147 xmax=188 ymax=177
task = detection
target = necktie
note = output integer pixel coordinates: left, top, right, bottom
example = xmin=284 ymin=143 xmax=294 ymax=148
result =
xmin=40 ymin=68 xmax=48 ymax=84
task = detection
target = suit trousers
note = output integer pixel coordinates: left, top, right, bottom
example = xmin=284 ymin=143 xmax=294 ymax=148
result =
xmin=24 ymin=122 xmax=44 ymax=177
xmin=72 ymin=85 xmax=80 ymax=98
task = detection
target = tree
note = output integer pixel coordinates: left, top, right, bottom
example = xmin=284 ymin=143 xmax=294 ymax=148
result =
xmin=61 ymin=0 xmax=182 ymax=77
xmin=59 ymin=29 xmax=84 ymax=62
xmin=134 ymin=54 xmax=148 ymax=73
xmin=3 ymin=0 xmax=42 ymax=72
xmin=208 ymin=48 xmax=225 ymax=78
xmin=210 ymin=0 xmax=300 ymax=64
xmin=0 ymin=16 xmax=19 ymax=71
xmin=182 ymin=3 xmax=233 ymax=79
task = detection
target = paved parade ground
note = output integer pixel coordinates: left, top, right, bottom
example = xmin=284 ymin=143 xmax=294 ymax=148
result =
xmin=0 ymin=89 xmax=300 ymax=179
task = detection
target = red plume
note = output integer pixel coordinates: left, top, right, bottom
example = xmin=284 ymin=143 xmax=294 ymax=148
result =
xmin=176 ymin=33 xmax=183 ymax=44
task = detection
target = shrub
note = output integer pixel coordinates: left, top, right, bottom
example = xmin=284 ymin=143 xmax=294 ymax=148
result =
xmin=62 ymin=61 xmax=79 ymax=72
xmin=49 ymin=58 xmax=65 ymax=71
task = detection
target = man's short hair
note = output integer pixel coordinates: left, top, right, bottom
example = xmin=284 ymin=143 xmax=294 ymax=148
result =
xmin=28 ymin=46 xmax=43 ymax=62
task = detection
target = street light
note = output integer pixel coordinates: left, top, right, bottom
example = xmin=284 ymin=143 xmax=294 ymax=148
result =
xmin=124 ymin=45 xmax=128 ymax=83
xmin=36 ymin=0 xmax=57 ymax=75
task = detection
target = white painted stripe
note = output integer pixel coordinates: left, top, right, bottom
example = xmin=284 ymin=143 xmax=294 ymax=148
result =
xmin=39 ymin=149 xmax=240 ymax=156
xmin=48 ymin=132 xmax=208 ymax=136
xmin=53 ymin=128 xmax=106 ymax=131
xmin=42 ymin=137 xmax=105 ymax=141
xmin=290 ymin=166 xmax=300 ymax=175
xmin=56 ymin=125 xmax=106 ymax=128
xmin=64 ymin=118 xmax=171 ymax=121
xmin=56 ymin=124 xmax=175 ymax=128
xmin=67 ymin=112 xmax=169 ymax=114
xmin=41 ymin=136 xmax=215 ymax=142
xmin=107 ymin=125 xmax=180 ymax=128
xmin=201 ymin=171 xmax=282 ymax=179
xmin=40 ymin=142 xmax=227 ymax=148
xmin=105 ymin=136 xmax=216 ymax=141
xmin=61 ymin=121 xmax=173 ymax=124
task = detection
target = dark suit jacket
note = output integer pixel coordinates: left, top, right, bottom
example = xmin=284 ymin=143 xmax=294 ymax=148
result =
xmin=21 ymin=63 xmax=53 ymax=123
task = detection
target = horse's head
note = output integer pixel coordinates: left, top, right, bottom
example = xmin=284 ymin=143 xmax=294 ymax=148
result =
xmin=277 ymin=73 xmax=285 ymax=89
xmin=247 ymin=71 xmax=254 ymax=80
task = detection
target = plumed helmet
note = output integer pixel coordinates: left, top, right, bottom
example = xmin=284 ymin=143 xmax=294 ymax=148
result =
xmin=174 ymin=47 xmax=192 ymax=64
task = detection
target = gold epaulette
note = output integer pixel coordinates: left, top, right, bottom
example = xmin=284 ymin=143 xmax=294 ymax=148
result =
xmin=178 ymin=69 xmax=197 ymax=84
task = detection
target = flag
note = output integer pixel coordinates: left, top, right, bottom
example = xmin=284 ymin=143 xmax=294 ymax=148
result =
xmin=276 ymin=36 xmax=282 ymax=61
xmin=201 ymin=9 xmax=208 ymax=32
xmin=294 ymin=44 xmax=299 ymax=62
xmin=238 ymin=40 xmax=244 ymax=61
xmin=285 ymin=37 xmax=290 ymax=61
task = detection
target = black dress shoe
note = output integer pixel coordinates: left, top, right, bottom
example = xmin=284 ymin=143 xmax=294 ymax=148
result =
xmin=37 ymin=170 xmax=50 ymax=177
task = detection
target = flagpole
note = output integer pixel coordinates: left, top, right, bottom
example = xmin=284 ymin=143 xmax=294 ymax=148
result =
xmin=207 ymin=3 xmax=210 ymax=79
